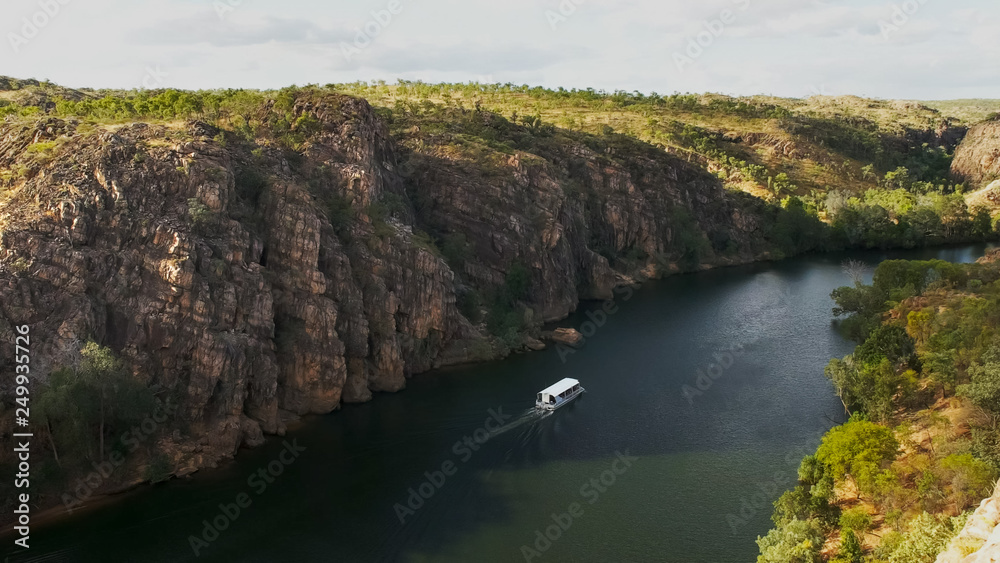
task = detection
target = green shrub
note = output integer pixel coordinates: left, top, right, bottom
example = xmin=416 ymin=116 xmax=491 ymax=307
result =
xmin=884 ymin=512 xmax=968 ymax=563
xmin=939 ymin=454 xmax=998 ymax=508
xmin=835 ymin=529 xmax=863 ymax=563
xmin=839 ymin=507 xmax=872 ymax=533
xmin=25 ymin=141 xmax=57 ymax=154
xmin=187 ymin=198 xmax=214 ymax=229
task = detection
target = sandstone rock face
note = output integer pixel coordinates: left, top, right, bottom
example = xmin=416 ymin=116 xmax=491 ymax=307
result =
xmin=953 ymin=119 xmax=1000 ymax=189
xmin=0 ymin=93 xmax=777 ymax=480
xmin=937 ymin=481 xmax=1000 ymax=563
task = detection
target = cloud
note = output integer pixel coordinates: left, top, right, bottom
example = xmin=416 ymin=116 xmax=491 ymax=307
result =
xmin=325 ymin=42 xmax=569 ymax=73
xmin=133 ymin=13 xmax=352 ymax=47
xmin=2 ymin=0 xmax=996 ymax=99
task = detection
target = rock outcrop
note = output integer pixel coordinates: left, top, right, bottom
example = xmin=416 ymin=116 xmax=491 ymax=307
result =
xmin=548 ymin=328 xmax=584 ymax=347
xmin=953 ymin=118 xmax=1000 ymax=189
xmin=0 ymin=91 xmax=779 ymax=487
xmin=937 ymin=481 xmax=1000 ymax=563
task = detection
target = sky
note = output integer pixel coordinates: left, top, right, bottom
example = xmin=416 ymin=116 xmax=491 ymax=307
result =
xmin=1 ymin=0 xmax=997 ymax=100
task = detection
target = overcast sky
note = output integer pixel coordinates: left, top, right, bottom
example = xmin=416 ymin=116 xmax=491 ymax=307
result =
xmin=2 ymin=0 xmax=996 ymax=99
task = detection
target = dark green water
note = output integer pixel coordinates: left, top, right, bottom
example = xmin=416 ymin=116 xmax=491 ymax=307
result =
xmin=3 ymin=245 xmax=994 ymax=563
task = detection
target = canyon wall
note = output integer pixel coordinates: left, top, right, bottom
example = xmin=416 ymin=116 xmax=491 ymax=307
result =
xmin=0 ymin=93 xmax=776 ymax=481
xmin=953 ymin=118 xmax=1000 ymax=189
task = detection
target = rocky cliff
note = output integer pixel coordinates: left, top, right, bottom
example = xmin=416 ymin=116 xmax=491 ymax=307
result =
xmin=0 ymin=91 xmax=778 ymax=489
xmin=937 ymin=481 xmax=1000 ymax=563
xmin=953 ymin=118 xmax=1000 ymax=189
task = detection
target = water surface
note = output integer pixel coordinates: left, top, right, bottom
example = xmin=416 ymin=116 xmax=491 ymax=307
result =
xmin=3 ymin=244 xmax=993 ymax=563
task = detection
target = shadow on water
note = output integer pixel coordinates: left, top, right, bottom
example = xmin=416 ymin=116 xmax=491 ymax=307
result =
xmin=2 ymin=244 xmax=994 ymax=563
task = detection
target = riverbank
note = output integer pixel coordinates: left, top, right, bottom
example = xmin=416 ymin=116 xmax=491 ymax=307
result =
xmin=757 ymin=250 xmax=1000 ymax=562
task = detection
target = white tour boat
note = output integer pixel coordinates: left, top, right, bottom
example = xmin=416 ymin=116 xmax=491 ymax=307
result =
xmin=535 ymin=378 xmax=585 ymax=411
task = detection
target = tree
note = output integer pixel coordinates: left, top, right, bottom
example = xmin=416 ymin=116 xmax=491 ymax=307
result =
xmin=906 ymin=311 xmax=932 ymax=346
xmin=35 ymin=342 xmax=156 ymax=464
xmin=882 ymin=167 xmax=910 ymax=191
xmin=503 ymin=262 xmax=531 ymax=303
xmin=884 ymin=512 xmax=967 ymax=563
xmin=772 ymin=456 xmax=837 ymax=527
xmin=841 ymin=259 xmax=867 ymax=287
xmin=830 ymin=283 xmax=886 ymax=342
xmin=826 ymin=191 xmax=850 ymax=218
xmin=971 ymin=206 xmax=993 ymax=240
xmin=756 ymin=518 xmax=824 ymax=563
xmin=939 ymin=454 xmax=999 ymax=509
xmin=864 ymin=188 xmax=916 ymax=216
xmin=772 ymin=487 xmax=814 ymax=527
xmin=854 ymin=324 xmax=915 ymax=367
xmin=772 ymin=197 xmax=826 ymax=255
xmin=959 ymin=349 xmax=1000 ymax=421
xmin=825 ymin=358 xmax=861 ymax=415
xmin=35 ymin=366 xmax=92 ymax=466
xmin=836 ymin=529 xmax=863 ymax=563
xmin=816 ymin=418 xmax=899 ymax=498
xmin=902 ymin=207 xmax=944 ymax=244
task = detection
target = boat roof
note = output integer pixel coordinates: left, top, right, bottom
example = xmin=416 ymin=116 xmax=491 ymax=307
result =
xmin=538 ymin=378 xmax=580 ymax=396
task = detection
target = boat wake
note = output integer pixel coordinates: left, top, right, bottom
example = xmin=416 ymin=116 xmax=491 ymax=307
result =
xmin=488 ymin=407 xmax=552 ymax=439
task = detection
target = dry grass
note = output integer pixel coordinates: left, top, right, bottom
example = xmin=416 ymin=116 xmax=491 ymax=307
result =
xmin=925 ymin=99 xmax=1000 ymax=124
xmin=336 ymin=84 xmax=982 ymax=200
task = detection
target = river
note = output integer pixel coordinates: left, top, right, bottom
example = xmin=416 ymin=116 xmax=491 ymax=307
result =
xmin=3 ymin=244 xmax=994 ymax=563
